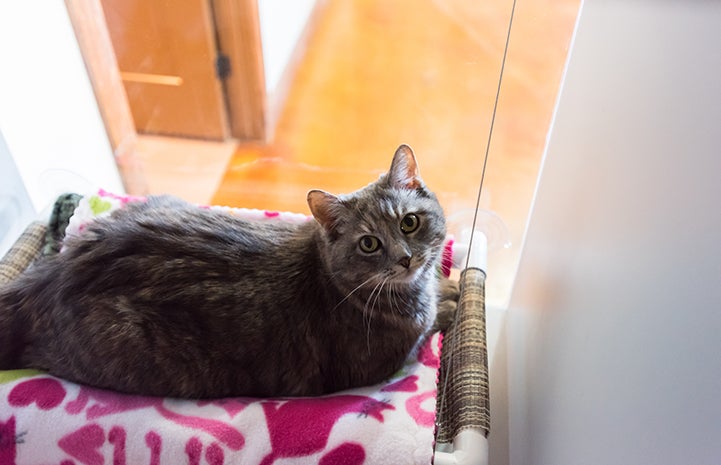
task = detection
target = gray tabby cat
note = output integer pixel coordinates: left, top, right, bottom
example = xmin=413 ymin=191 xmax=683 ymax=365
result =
xmin=0 ymin=145 xmax=454 ymax=398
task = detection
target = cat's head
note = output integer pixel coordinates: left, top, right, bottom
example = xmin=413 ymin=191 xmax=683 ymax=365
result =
xmin=307 ymin=145 xmax=446 ymax=289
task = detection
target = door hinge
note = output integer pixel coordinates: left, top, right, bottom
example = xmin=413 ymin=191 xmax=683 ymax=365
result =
xmin=216 ymin=53 xmax=231 ymax=80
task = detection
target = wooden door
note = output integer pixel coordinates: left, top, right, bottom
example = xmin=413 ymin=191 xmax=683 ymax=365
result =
xmin=101 ymin=0 xmax=229 ymax=140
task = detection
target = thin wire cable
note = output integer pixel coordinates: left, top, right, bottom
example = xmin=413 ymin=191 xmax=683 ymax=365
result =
xmin=464 ymin=0 xmax=517 ymax=272
xmin=436 ymin=0 xmax=518 ymax=444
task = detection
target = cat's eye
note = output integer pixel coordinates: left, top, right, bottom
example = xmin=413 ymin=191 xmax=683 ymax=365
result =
xmin=400 ymin=213 xmax=420 ymax=234
xmin=359 ymin=235 xmax=381 ymax=253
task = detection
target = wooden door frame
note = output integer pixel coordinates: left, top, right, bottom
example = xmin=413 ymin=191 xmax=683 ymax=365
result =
xmin=65 ymin=0 xmax=266 ymax=194
xmin=65 ymin=0 xmax=148 ymax=195
xmin=212 ymin=0 xmax=267 ymax=141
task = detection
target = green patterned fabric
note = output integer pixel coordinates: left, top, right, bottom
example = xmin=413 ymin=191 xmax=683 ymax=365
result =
xmin=0 ymin=369 xmax=43 ymax=385
xmin=42 ymin=193 xmax=81 ymax=257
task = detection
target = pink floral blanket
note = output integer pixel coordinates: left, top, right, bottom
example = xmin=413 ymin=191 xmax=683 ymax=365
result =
xmin=0 ymin=191 xmax=455 ymax=465
xmin=0 ymin=332 xmax=441 ymax=465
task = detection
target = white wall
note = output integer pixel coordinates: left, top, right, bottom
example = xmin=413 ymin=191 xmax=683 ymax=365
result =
xmin=0 ymin=3 xmax=124 ymax=215
xmin=0 ymin=130 xmax=36 ymax=257
xmin=506 ymin=1 xmax=721 ymax=464
xmin=257 ymin=0 xmax=318 ymax=136
xmin=258 ymin=0 xmax=317 ymax=95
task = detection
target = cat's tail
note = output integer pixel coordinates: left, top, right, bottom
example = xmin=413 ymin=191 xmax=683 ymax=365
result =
xmin=0 ymin=283 xmax=29 ymax=369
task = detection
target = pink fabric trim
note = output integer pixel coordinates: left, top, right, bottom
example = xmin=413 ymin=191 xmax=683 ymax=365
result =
xmin=441 ymin=238 xmax=454 ymax=277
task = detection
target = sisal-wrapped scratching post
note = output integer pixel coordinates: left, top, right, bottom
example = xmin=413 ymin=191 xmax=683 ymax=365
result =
xmin=435 ymin=267 xmax=490 ymax=443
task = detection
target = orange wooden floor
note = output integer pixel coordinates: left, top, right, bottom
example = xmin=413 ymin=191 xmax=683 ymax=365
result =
xmin=210 ymin=0 xmax=580 ymax=306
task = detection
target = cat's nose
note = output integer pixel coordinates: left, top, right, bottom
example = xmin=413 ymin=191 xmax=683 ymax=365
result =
xmin=398 ymin=256 xmax=412 ymax=269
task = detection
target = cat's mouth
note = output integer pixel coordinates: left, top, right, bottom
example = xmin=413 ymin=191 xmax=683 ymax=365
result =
xmin=390 ymin=260 xmax=425 ymax=283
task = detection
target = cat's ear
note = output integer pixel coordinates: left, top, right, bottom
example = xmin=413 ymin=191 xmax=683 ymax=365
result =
xmin=307 ymin=190 xmax=344 ymax=231
xmin=388 ymin=144 xmax=422 ymax=190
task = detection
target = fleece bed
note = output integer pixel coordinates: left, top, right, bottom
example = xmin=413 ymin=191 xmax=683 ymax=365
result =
xmin=0 ymin=191 xmax=463 ymax=465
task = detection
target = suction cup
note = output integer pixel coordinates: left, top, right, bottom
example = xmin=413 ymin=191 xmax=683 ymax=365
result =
xmin=447 ymin=209 xmax=511 ymax=252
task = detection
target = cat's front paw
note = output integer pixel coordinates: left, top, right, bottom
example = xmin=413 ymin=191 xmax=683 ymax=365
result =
xmin=433 ymin=278 xmax=460 ymax=332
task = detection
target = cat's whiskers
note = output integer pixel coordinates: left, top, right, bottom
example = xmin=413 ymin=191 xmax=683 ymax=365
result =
xmin=388 ymin=281 xmax=402 ymax=318
xmin=393 ymin=285 xmax=407 ymax=317
xmin=397 ymin=290 xmax=411 ymax=308
xmin=391 ymin=279 xmax=415 ymax=317
xmin=396 ymin=283 xmax=409 ymax=310
xmin=422 ymin=244 xmax=445 ymax=262
xmin=361 ymin=279 xmax=379 ymax=354
xmin=363 ymin=277 xmax=386 ymax=320
xmin=364 ymin=276 xmax=389 ymax=355
xmin=386 ymin=281 xmax=394 ymax=314
xmin=332 ymin=274 xmax=380 ymax=311
xmin=426 ymin=242 xmax=446 ymax=254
